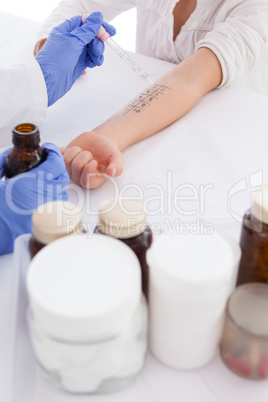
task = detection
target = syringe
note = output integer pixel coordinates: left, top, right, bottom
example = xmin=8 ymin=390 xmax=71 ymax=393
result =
xmin=97 ymin=26 xmax=153 ymax=85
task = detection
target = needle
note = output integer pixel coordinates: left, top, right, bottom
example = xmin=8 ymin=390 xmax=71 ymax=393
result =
xmin=97 ymin=25 xmax=153 ymax=85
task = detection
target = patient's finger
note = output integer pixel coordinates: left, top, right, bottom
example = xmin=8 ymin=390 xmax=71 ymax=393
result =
xmin=80 ymin=160 xmax=106 ymax=189
xmin=60 ymin=147 xmax=67 ymax=155
xmin=106 ymin=152 xmax=124 ymax=177
xmin=62 ymin=146 xmax=83 ymax=178
xmin=71 ymin=150 xmax=94 ymax=185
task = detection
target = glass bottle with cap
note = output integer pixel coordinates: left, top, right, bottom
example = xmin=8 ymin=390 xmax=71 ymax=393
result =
xmin=4 ymin=123 xmax=47 ymax=178
xmin=236 ymin=186 xmax=268 ymax=286
xmin=29 ymin=200 xmax=84 ymax=259
xmin=95 ymin=198 xmax=153 ymax=298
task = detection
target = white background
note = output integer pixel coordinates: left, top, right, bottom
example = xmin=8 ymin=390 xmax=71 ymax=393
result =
xmin=0 ymin=0 xmax=137 ymax=51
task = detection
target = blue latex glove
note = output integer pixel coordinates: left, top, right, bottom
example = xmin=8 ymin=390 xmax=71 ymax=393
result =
xmin=0 ymin=143 xmax=69 ymax=255
xmin=36 ymin=12 xmax=116 ymax=106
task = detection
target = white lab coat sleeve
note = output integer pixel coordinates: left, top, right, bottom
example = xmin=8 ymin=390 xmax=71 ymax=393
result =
xmin=0 ymin=60 xmax=47 ymax=144
xmin=194 ymin=0 xmax=268 ymax=87
xmin=36 ymin=0 xmax=136 ymax=42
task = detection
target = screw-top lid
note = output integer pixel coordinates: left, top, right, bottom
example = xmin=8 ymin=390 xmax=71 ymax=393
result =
xmin=12 ymin=123 xmax=40 ymax=147
xmin=27 ymin=234 xmax=141 ymax=341
xmin=147 ymin=232 xmax=240 ymax=292
xmin=252 ymin=186 xmax=268 ymax=224
xmin=227 ymin=283 xmax=268 ymax=337
xmin=98 ymin=198 xmax=147 ymax=238
xmin=32 ymin=201 xmax=83 ymax=244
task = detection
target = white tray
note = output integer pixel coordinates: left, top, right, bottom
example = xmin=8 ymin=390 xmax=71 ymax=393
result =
xmin=4 ymin=234 xmax=268 ymax=402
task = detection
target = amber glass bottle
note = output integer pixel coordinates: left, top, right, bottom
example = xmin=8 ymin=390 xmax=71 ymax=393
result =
xmin=29 ymin=200 xmax=84 ymax=259
xmin=236 ymin=187 xmax=268 ymax=286
xmin=95 ymin=198 xmax=153 ymax=298
xmin=4 ymin=123 xmax=47 ymax=178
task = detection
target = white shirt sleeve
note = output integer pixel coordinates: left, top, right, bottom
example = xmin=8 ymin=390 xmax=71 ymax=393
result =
xmin=0 ymin=61 xmax=47 ymax=145
xmin=37 ymin=0 xmax=136 ymax=42
xmin=195 ymin=0 xmax=268 ymax=87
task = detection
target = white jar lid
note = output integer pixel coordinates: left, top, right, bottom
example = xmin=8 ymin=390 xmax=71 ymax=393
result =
xmin=27 ymin=234 xmax=141 ymax=341
xmin=32 ymin=200 xmax=82 ymax=244
xmin=252 ymin=186 xmax=268 ymax=224
xmin=147 ymin=232 xmax=240 ymax=291
xmin=98 ymin=197 xmax=146 ymax=238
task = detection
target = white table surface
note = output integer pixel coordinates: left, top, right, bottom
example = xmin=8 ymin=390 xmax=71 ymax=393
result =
xmin=1 ymin=11 xmax=268 ymax=402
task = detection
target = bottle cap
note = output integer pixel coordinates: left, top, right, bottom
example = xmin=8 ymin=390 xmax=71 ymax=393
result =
xmin=32 ymin=201 xmax=83 ymax=244
xmin=27 ymin=234 xmax=141 ymax=341
xmin=98 ymin=198 xmax=147 ymax=238
xmin=252 ymin=186 xmax=268 ymax=224
xmin=147 ymin=232 xmax=240 ymax=290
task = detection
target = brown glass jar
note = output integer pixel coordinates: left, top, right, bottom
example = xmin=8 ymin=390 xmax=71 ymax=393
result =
xmin=29 ymin=200 xmax=84 ymax=259
xmin=95 ymin=198 xmax=153 ymax=298
xmin=4 ymin=123 xmax=47 ymax=178
xmin=236 ymin=187 xmax=268 ymax=286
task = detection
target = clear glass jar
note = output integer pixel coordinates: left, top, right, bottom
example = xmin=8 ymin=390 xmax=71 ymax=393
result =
xmin=220 ymin=283 xmax=268 ymax=379
xmin=27 ymin=297 xmax=147 ymax=394
xmin=26 ymin=234 xmax=148 ymax=394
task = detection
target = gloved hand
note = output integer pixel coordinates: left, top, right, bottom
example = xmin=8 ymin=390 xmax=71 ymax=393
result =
xmin=0 ymin=143 xmax=69 ymax=255
xmin=36 ymin=12 xmax=116 ymax=106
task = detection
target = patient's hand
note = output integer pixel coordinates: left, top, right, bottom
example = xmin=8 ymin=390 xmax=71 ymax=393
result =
xmin=61 ymin=132 xmax=124 ymax=189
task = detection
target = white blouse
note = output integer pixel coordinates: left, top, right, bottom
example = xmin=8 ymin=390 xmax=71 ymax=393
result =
xmin=37 ymin=0 xmax=268 ymax=89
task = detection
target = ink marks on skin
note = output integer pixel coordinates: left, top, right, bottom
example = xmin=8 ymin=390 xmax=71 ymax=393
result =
xmin=123 ymin=84 xmax=170 ymax=114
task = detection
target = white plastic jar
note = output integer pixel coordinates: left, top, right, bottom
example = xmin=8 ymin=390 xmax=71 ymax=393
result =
xmin=26 ymin=234 xmax=148 ymax=394
xmin=147 ymin=232 xmax=241 ymax=370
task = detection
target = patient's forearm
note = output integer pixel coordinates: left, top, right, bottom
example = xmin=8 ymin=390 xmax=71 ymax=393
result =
xmin=92 ymin=47 xmax=222 ymax=151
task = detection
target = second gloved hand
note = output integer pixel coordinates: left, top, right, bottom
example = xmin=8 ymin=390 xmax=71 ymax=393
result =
xmin=0 ymin=143 xmax=69 ymax=255
xmin=36 ymin=12 xmax=116 ymax=106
